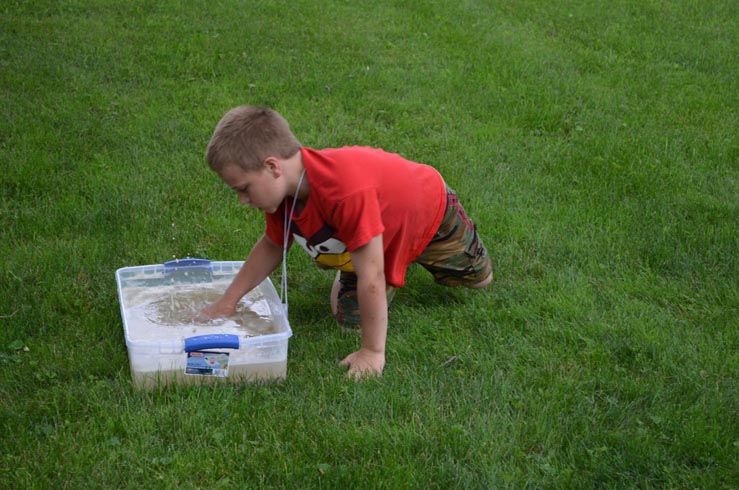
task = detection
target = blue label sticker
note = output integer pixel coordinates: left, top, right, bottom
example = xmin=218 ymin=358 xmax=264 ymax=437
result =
xmin=185 ymin=351 xmax=229 ymax=377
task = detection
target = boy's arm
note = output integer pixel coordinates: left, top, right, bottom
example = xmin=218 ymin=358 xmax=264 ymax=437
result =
xmin=338 ymin=234 xmax=388 ymax=378
xmin=200 ymin=234 xmax=283 ymax=318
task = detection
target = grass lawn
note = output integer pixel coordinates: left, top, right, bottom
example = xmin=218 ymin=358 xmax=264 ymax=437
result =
xmin=1 ymin=0 xmax=737 ymax=488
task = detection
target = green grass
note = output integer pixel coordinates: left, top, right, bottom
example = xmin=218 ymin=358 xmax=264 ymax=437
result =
xmin=1 ymin=0 xmax=737 ymax=488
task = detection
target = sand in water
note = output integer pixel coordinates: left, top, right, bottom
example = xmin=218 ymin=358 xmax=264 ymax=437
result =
xmin=121 ymin=280 xmax=276 ymax=343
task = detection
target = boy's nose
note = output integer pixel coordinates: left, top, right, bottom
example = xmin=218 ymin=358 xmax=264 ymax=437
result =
xmin=238 ymin=193 xmax=249 ymax=206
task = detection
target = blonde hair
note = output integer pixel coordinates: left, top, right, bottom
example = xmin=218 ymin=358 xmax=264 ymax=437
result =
xmin=205 ymin=106 xmax=301 ymax=173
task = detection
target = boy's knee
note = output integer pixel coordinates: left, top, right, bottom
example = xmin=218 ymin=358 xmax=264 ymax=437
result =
xmin=333 ymin=288 xmax=362 ymax=331
xmin=468 ymin=270 xmax=493 ymax=289
xmin=333 ymin=307 xmax=362 ymax=333
xmin=329 ymin=271 xmax=363 ymax=331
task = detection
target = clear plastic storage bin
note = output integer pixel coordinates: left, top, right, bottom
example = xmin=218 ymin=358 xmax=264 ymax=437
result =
xmin=115 ymin=259 xmax=292 ymax=388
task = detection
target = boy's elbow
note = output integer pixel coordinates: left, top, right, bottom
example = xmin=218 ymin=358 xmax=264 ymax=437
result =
xmin=360 ymin=267 xmax=386 ymax=291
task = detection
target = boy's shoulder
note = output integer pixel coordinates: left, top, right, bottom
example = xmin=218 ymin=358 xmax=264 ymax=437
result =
xmin=310 ymin=145 xmax=386 ymax=156
xmin=306 ymin=146 xmax=413 ymax=165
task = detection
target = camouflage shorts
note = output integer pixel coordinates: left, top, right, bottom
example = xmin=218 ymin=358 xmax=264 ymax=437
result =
xmin=414 ymin=186 xmax=493 ymax=287
xmin=334 ymin=186 xmax=492 ymax=329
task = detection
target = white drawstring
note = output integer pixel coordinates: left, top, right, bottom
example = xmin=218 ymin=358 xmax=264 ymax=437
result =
xmin=280 ymin=169 xmax=306 ymax=315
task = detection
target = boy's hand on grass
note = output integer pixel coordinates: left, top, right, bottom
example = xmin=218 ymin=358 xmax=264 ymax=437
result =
xmin=339 ymin=348 xmax=385 ymax=379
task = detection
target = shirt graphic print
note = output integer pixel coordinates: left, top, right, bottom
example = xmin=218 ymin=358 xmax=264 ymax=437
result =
xmin=291 ymin=222 xmax=354 ymax=272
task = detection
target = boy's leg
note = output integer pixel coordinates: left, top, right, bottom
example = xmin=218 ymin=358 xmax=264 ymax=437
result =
xmin=330 ymin=270 xmax=396 ymax=332
xmin=415 ymin=186 xmax=493 ymax=288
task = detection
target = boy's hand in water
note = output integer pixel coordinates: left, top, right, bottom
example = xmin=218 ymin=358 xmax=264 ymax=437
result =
xmin=196 ymin=297 xmax=236 ymax=323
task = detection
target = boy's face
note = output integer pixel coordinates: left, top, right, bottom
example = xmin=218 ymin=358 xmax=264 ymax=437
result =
xmin=219 ymin=163 xmax=286 ymax=214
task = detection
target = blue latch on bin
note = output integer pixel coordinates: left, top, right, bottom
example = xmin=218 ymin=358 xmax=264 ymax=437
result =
xmin=185 ymin=334 xmax=240 ymax=352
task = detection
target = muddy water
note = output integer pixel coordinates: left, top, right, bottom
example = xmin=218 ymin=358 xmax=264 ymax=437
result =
xmin=121 ymin=280 xmax=276 ymax=343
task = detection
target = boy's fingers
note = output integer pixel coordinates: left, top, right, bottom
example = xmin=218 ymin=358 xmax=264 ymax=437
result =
xmin=338 ymin=353 xmax=353 ymax=368
xmin=345 ymin=364 xmax=360 ymax=379
xmin=338 ymin=356 xmax=364 ymax=377
xmin=339 ymin=351 xmax=383 ymax=379
xmin=344 ymin=359 xmax=379 ymax=379
xmin=346 ymin=365 xmax=378 ymax=380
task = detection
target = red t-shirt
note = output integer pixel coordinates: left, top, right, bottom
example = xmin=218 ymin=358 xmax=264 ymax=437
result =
xmin=264 ymin=147 xmax=447 ymax=287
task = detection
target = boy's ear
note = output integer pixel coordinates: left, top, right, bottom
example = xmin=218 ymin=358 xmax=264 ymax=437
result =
xmin=263 ymin=156 xmax=282 ymax=177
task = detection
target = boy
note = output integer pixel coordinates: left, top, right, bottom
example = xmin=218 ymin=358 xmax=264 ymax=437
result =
xmin=200 ymin=106 xmax=492 ymax=379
